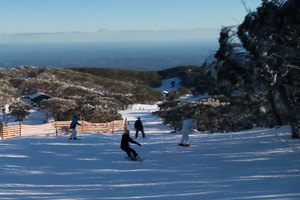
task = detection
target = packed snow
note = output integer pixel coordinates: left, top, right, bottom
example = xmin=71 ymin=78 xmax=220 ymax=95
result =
xmin=0 ymin=103 xmax=300 ymax=199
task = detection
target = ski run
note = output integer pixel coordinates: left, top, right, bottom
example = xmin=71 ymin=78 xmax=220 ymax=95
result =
xmin=0 ymin=103 xmax=299 ymax=200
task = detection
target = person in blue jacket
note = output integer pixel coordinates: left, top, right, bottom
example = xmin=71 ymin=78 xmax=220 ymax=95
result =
xmin=69 ymin=116 xmax=82 ymax=140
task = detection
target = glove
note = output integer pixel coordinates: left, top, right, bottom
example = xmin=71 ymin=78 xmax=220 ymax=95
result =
xmin=136 ymin=142 xmax=141 ymax=146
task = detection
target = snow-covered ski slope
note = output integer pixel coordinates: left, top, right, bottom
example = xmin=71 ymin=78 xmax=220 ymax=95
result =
xmin=0 ymin=104 xmax=299 ymax=200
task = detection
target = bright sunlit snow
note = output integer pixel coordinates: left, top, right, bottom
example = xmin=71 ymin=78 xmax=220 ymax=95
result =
xmin=156 ymin=78 xmax=181 ymax=93
xmin=0 ymin=79 xmax=299 ymax=199
xmin=155 ymin=77 xmax=209 ymax=102
xmin=0 ymin=103 xmax=300 ymax=199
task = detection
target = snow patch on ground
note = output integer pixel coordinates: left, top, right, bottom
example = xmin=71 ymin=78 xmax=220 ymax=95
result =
xmin=176 ymin=92 xmax=209 ymax=102
xmin=156 ymin=77 xmax=181 ymax=92
xmin=155 ymin=77 xmax=209 ymax=102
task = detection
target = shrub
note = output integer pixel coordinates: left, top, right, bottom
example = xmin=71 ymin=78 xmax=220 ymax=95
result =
xmin=9 ymin=101 xmax=31 ymax=121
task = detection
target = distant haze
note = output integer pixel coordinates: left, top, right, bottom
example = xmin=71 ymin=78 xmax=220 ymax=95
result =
xmin=0 ymin=0 xmax=261 ymax=70
xmin=0 ymin=0 xmax=261 ymax=43
xmin=0 ymin=40 xmax=218 ymax=71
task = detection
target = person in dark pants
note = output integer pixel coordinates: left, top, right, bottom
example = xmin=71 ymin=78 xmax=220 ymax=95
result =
xmin=120 ymin=130 xmax=141 ymax=160
xmin=134 ymin=117 xmax=145 ymax=138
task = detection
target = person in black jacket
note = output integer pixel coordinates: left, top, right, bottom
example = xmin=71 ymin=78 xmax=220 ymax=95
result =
xmin=134 ymin=117 xmax=145 ymax=138
xmin=120 ymin=130 xmax=141 ymax=160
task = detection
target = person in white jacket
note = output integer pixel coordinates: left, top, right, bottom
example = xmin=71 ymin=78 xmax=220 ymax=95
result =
xmin=179 ymin=116 xmax=194 ymax=146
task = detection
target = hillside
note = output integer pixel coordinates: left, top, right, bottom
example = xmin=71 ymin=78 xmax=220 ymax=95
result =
xmin=0 ymin=65 xmax=209 ymax=123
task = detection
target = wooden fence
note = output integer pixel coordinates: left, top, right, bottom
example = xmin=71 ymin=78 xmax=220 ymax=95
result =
xmin=0 ymin=120 xmax=124 ymax=140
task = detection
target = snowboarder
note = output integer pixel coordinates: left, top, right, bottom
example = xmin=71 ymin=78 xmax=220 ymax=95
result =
xmin=134 ymin=117 xmax=145 ymax=138
xmin=120 ymin=130 xmax=141 ymax=160
xmin=69 ymin=116 xmax=82 ymax=140
xmin=178 ymin=116 xmax=194 ymax=146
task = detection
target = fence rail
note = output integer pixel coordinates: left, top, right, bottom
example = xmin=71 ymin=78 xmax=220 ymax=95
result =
xmin=0 ymin=120 xmax=124 ymax=140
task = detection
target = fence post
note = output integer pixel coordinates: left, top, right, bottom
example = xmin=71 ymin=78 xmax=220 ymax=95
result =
xmin=124 ymin=118 xmax=127 ymax=131
xmin=19 ymin=121 xmax=22 ymax=136
xmin=111 ymin=120 xmax=114 ymax=133
xmin=0 ymin=121 xmax=3 ymax=140
xmin=55 ymin=121 xmax=58 ymax=136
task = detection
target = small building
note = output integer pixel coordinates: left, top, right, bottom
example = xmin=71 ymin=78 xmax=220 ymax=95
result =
xmin=29 ymin=92 xmax=51 ymax=102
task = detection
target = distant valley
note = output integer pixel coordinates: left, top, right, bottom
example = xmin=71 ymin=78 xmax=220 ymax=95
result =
xmin=0 ymin=40 xmax=218 ymax=70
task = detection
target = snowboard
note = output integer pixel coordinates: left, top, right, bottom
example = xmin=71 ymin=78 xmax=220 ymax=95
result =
xmin=178 ymin=143 xmax=190 ymax=147
xmin=67 ymin=138 xmax=81 ymax=141
xmin=124 ymin=156 xmax=145 ymax=162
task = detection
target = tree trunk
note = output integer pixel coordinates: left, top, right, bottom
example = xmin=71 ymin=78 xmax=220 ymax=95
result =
xmin=267 ymin=90 xmax=283 ymax=126
xmin=291 ymin=121 xmax=300 ymax=139
xmin=275 ymin=84 xmax=299 ymax=138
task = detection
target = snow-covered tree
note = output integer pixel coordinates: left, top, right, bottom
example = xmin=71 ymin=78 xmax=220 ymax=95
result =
xmin=202 ymin=0 xmax=299 ymax=137
xmin=40 ymin=98 xmax=77 ymax=121
xmin=9 ymin=101 xmax=31 ymax=121
xmin=237 ymin=0 xmax=300 ymax=137
xmin=0 ymin=79 xmax=18 ymax=106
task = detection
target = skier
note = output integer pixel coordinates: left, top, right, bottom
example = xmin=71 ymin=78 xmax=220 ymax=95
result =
xmin=120 ymin=129 xmax=141 ymax=160
xmin=178 ymin=116 xmax=194 ymax=146
xmin=134 ymin=117 xmax=145 ymax=138
xmin=69 ymin=116 xmax=82 ymax=140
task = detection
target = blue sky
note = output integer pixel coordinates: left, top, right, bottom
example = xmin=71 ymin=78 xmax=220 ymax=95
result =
xmin=0 ymin=0 xmax=262 ymax=43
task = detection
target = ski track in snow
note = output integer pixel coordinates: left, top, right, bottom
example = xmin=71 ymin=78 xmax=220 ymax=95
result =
xmin=0 ymin=103 xmax=299 ymax=199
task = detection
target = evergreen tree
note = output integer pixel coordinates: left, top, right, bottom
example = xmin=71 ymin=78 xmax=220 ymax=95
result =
xmin=238 ymin=0 xmax=300 ymax=138
xmin=9 ymin=101 xmax=31 ymax=121
xmin=209 ymin=0 xmax=299 ymax=137
xmin=40 ymin=98 xmax=77 ymax=121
